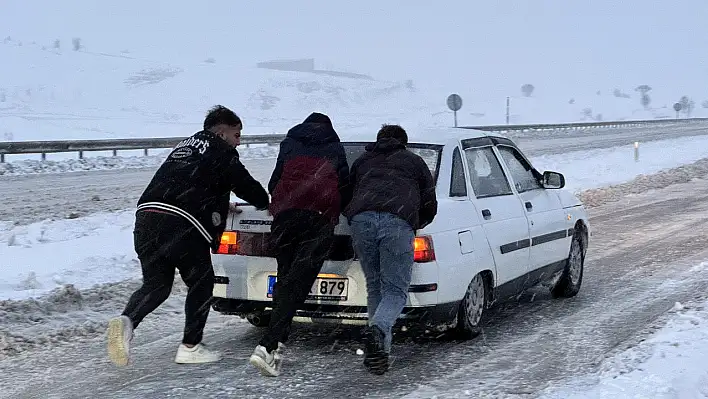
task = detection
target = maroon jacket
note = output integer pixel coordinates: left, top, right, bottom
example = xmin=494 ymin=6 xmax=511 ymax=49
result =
xmin=268 ymin=113 xmax=351 ymax=224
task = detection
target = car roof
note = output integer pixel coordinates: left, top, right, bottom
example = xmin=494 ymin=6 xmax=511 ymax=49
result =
xmin=343 ymin=127 xmax=508 ymax=146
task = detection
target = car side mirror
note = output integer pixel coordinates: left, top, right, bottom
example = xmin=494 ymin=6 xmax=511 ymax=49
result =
xmin=542 ymin=171 xmax=565 ymax=189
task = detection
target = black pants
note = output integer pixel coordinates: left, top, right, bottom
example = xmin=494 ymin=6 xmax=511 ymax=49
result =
xmin=259 ymin=209 xmax=335 ymax=352
xmin=122 ymin=211 xmax=215 ymax=346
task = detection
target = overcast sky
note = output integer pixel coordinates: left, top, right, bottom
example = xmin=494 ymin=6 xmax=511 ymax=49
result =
xmin=3 ymin=0 xmax=707 ymax=95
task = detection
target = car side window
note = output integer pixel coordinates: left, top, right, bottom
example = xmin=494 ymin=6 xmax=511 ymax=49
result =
xmin=464 ymin=147 xmax=513 ymax=198
xmin=497 ymin=146 xmax=542 ymax=193
xmin=450 ymin=147 xmax=467 ymax=197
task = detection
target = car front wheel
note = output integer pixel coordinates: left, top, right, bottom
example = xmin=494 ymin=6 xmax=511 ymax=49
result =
xmin=551 ymin=233 xmax=584 ymax=298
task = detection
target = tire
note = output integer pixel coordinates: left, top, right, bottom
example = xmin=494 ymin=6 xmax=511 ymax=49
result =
xmin=551 ymin=233 xmax=584 ymax=298
xmin=246 ymin=312 xmax=272 ymax=327
xmin=456 ymin=273 xmax=488 ymax=339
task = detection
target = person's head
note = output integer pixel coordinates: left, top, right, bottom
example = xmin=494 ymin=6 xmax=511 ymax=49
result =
xmin=376 ymin=124 xmax=408 ymax=145
xmin=302 ymin=112 xmax=332 ymax=126
xmin=204 ymin=105 xmax=242 ymax=147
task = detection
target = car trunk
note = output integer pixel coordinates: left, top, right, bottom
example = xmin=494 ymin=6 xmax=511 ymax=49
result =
xmin=222 ymin=207 xmax=355 ymax=261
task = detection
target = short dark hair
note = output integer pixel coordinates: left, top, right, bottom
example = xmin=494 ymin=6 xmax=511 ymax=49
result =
xmin=203 ymin=105 xmax=242 ymax=130
xmin=376 ymin=124 xmax=408 ymax=145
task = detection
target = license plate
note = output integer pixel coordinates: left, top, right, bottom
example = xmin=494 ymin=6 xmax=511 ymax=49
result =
xmin=267 ymin=275 xmax=348 ymax=301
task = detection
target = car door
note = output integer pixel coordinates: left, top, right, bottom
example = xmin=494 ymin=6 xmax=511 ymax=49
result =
xmin=461 ymin=140 xmax=531 ymax=298
xmin=437 ymin=145 xmax=490 ymax=301
xmin=494 ymin=144 xmax=571 ymax=278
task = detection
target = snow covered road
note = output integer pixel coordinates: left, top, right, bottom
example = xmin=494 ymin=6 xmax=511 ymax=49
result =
xmin=2 ymin=165 xmax=708 ymax=398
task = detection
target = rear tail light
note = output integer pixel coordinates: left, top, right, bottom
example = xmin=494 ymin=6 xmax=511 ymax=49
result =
xmin=413 ymin=236 xmax=435 ymax=263
xmin=214 ymin=231 xmax=353 ymax=260
xmin=215 ymin=231 xmax=238 ymax=254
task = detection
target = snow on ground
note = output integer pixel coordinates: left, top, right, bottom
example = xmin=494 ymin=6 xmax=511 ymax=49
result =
xmin=0 ymin=210 xmax=139 ymax=301
xmin=538 ymin=291 xmax=708 ymax=399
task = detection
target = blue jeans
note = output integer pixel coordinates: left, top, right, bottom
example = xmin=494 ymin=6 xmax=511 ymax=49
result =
xmin=350 ymin=211 xmax=415 ymax=353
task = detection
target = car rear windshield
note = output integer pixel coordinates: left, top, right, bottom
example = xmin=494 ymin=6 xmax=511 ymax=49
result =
xmin=342 ymin=142 xmax=442 ymax=182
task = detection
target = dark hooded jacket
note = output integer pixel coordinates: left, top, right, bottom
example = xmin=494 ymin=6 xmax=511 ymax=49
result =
xmin=268 ymin=113 xmax=351 ymax=224
xmin=137 ymin=130 xmax=269 ymax=251
xmin=344 ymin=138 xmax=437 ymax=230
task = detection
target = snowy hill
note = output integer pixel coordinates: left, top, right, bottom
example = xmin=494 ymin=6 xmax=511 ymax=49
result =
xmin=2 ymin=1 xmax=707 ymax=141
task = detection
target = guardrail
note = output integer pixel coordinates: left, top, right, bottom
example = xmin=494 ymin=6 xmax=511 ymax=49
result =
xmin=2 ymin=117 xmax=708 ymax=162
xmin=0 ymin=134 xmax=285 ymax=162
xmin=461 ymin=117 xmax=708 ymax=133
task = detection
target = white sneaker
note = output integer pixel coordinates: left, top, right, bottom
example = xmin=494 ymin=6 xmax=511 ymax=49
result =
xmin=249 ymin=345 xmax=281 ymax=377
xmin=107 ymin=315 xmax=133 ymax=367
xmin=174 ymin=343 xmax=222 ymax=364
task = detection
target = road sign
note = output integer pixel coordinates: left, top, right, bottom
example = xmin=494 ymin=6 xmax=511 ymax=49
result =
xmin=447 ymin=94 xmax=463 ymax=127
xmin=674 ymin=102 xmax=682 ymax=119
xmin=447 ymin=94 xmax=463 ymax=111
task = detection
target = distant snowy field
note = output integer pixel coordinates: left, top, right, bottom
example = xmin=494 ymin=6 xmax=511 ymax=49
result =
xmin=2 ymin=34 xmax=705 ymax=147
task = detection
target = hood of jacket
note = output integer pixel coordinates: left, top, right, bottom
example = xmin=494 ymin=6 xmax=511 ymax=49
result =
xmin=364 ymin=137 xmax=406 ymax=153
xmin=286 ymin=112 xmax=340 ymax=145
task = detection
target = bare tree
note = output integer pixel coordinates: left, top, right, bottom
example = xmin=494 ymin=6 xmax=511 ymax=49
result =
xmin=613 ymin=88 xmax=630 ymax=98
xmin=72 ymin=37 xmax=82 ymax=51
xmin=635 ymin=85 xmax=652 ymax=109
xmin=679 ymin=96 xmax=695 ymax=117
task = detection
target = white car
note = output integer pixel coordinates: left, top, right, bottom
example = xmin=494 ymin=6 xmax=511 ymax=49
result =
xmin=211 ymin=127 xmax=590 ymax=337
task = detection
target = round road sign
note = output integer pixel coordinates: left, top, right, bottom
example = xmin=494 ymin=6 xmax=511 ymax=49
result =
xmin=447 ymin=94 xmax=463 ymax=112
xmin=673 ymin=102 xmax=682 ymax=112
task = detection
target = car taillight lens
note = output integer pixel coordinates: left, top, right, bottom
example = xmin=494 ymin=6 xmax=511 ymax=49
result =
xmin=216 ymin=231 xmax=238 ymax=254
xmin=413 ymin=236 xmax=435 ymax=263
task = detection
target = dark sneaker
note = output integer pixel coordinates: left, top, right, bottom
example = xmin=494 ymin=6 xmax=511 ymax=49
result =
xmin=363 ymin=325 xmax=389 ymax=375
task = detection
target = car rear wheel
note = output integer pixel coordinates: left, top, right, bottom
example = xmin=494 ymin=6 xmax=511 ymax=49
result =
xmin=246 ymin=312 xmax=271 ymax=327
xmin=551 ymin=233 xmax=584 ymax=298
xmin=456 ymin=273 xmax=488 ymax=339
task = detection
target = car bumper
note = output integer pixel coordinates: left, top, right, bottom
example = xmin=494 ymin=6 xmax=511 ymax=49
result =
xmin=212 ymin=254 xmax=443 ymax=321
xmin=211 ymin=298 xmax=460 ymax=326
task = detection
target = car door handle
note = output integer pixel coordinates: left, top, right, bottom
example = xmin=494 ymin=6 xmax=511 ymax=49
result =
xmin=482 ymin=209 xmax=491 ymax=218
xmin=525 ymin=201 xmax=533 ymax=210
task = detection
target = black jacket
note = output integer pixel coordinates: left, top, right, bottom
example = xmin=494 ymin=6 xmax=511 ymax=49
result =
xmin=137 ymin=130 xmax=269 ymax=250
xmin=268 ymin=114 xmax=351 ymax=224
xmin=344 ymin=138 xmax=438 ymax=230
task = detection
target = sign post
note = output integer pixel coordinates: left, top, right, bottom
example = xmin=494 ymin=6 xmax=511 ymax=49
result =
xmin=506 ymin=97 xmax=510 ymax=125
xmin=447 ymin=94 xmax=463 ymax=127
xmin=673 ymin=102 xmax=682 ymax=119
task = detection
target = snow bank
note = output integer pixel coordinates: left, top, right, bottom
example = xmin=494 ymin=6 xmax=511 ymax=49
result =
xmin=538 ymin=293 xmax=708 ymax=399
xmin=531 ymin=134 xmax=708 ymax=194
xmin=0 ymin=210 xmax=140 ymax=301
